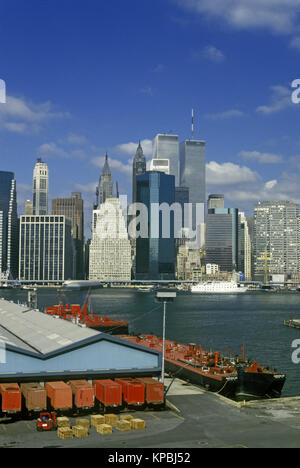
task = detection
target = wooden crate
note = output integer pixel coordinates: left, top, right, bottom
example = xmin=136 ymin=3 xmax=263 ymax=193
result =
xmin=75 ymin=418 xmax=90 ymax=429
xmin=57 ymin=427 xmax=74 ymax=439
xmin=120 ymin=414 xmax=134 ymax=422
xmin=56 ymin=417 xmax=70 ymax=428
xmin=72 ymin=425 xmax=89 ymax=438
xmin=91 ymin=414 xmax=105 ymax=427
xmin=116 ymin=420 xmax=131 ymax=432
xmin=96 ymin=424 xmax=112 ymax=435
xmin=104 ymin=414 xmax=119 ymax=427
xmin=131 ymin=419 xmax=146 ymax=430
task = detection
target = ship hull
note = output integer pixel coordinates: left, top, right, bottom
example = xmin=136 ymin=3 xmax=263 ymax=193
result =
xmin=88 ymin=324 xmax=129 ymax=335
xmin=165 ymin=361 xmax=237 ymax=399
xmin=235 ymin=368 xmax=286 ymax=401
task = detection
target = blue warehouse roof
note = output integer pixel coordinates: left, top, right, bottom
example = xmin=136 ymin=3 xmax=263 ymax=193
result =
xmin=0 ymin=298 xmax=161 ymax=382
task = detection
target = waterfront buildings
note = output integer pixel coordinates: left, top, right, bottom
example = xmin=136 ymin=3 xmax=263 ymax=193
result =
xmin=253 ymin=201 xmax=299 ymax=280
xmin=152 ymin=134 xmax=179 ymax=186
xmin=33 ymin=159 xmax=49 ymax=215
xmin=132 ymin=142 xmax=147 ymax=204
xmin=176 ymin=244 xmax=202 ymax=281
xmin=89 ymin=198 xmax=132 ymax=281
xmin=52 ymin=192 xmax=84 ymax=279
xmin=0 ymin=171 xmax=18 ymax=278
xmin=97 ymin=154 xmax=114 ymax=206
xmin=135 ymin=171 xmax=175 ymax=280
xmin=206 ymin=207 xmax=239 ymax=272
xmin=19 ymin=215 xmax=73 ymax=282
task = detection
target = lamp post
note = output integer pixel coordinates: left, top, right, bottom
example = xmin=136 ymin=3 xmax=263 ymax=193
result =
xmin=155 ymin=291 xmax=176 ymax=384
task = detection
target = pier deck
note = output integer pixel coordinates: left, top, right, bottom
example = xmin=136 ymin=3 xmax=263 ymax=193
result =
xmin=1 ymin=378 xmax=300 ymax=448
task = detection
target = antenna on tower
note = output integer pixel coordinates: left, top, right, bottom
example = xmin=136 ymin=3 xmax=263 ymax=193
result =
xmin=191 ymin=109 xmax=194 ymax=140
xmin=116 ymin=182 xmax=119 ymax=199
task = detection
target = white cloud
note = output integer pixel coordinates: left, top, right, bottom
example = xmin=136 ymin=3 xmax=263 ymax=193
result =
xmin=139 ymin=86 xmax=155 ymax=96
xmin=239 ymin=150 xmax=283 ymax=164
xmin=177 ymin=0 xmax=300 ymax=34
xmin=66 ymin=133 xmax=88 ymax=145
xmin=264 ymin=179 xmax=278 ymax=190
xmin=116 ymin=139 xmax=153 ymax=158
xmin=0 ymin=95 xmax=69 ymax=133
xmin=256 ymin=85 xmax=295 ymax=114
xmin=92 ymin=155 xmax=132 ymax=176
xmin=206 ymin=161 xmax=259 ymax=186
xmin=290 ymin=36 xmax=300 ymax=49
xmin=37 ymin=142 xmax=69 ymax=159
xmin=202 ymin=45 xmax=226 ymax=63
xmin=205 ymin=109 xmax=245 ymax=120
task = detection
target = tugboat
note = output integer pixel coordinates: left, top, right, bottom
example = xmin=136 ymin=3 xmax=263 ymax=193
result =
xmin=118 ymin=335 xmax=286 ymax=401
xmin=45 ymin=287 xmax=129 ymax=335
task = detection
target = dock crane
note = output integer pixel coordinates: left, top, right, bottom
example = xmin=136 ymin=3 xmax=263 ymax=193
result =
xmin=257 ymin=248 xmax=272 ymax=285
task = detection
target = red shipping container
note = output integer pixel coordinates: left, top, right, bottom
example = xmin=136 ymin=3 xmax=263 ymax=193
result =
xmin=93 ymin=379 xmax=122 ymax=407
xmin=20 ymin=383 xmax=47 ymax=411
xmin=45 ymin=381 xmax=72 ymax=410
xmin=68 ymin=380 xmax=95 ymax=408
xmin=137 ymin=378 xmax=164 ymax=404
xmin=115 ymin=378 xmax=145 ymax=405
xmin=0 ymin=383 xmax=22 ymax=413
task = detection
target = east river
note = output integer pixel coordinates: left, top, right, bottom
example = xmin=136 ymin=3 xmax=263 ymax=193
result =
xmin=1 ymin=287 xmax=300 ymax=397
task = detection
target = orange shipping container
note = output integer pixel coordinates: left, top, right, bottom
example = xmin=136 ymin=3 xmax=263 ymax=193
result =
xmin=68 ymin=380 xmax=95 ymax=408
xmin=0 ymin=383 xmax=22 ymax=413
xmin=93 ymin=379 xmax=122 ymax=407
xmin=137 ymin=378 xmax=164 ymax=404
xmin=20 ymin=383 xmax=47 ymax=411
xmin=45 ymin=381 xmax=72 ymax=410
xmin=115 ymin=378 xmax=145 ymax=405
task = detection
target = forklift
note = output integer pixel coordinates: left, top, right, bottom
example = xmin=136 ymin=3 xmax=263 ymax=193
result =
xmin=36 ymin=412 xmax=57 ymax=432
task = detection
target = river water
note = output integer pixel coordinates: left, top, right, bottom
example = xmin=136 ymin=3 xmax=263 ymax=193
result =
xmin=1 ymin=287 xmax=300 ymax=398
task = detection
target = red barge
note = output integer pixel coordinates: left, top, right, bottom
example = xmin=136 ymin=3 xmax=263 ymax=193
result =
xmin=118 ymin=335 xmax=286 ymax=401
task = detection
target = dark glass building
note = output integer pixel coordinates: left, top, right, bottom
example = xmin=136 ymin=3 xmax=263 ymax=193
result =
xmin=0 ymin=171 xmax=18 ymax=278
xmin=206 ymin=208 xmax=239 ymax=272
xmin=135 ymin=171 xmax=175 ymax=280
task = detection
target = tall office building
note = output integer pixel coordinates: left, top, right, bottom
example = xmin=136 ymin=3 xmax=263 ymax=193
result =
xmin=0 ymin=171 xmax=18 ymax=278
xmin=206 ymin=208 xmax=239 ymax=272
xmin=97 ymin=154 xmax=113 ymax=207
xmin=135 ymin=171 xmax=175 ymax=280
xmin=19 ymin=215 xmax=73 ymax=282
xmin=33 ymin=159 xmax=49 ymax=215
xmin=180 ymin=140 xmax=206 ymax=240
xmin=132 ymin=142 xmax=146 ymax=204
xmin=152 ymin=134 xmax=179 ymax=186
xmin=89 ymin=198 xmax=132 ymax=281
xmin=208 ymin=194 xmax=224 ymax=210
xmin=25 ymin=200 xmax=33 ymax=215
xmin=238 ymin=212 xmax=252 ymax=281
xmin=52 ymin=192 xmax=84 ymax=279
xmin=254 ymin=201 xmax=299 ymax=280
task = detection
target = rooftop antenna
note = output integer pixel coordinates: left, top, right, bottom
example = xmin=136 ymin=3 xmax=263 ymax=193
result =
xmin=191 ymin=109 xmax=194 ymax=140
xmin=116 ymin=182 xmax=119 ymax=199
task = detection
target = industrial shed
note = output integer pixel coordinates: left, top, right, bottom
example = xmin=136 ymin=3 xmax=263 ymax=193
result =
xmin=0 ymin=298 xmax=162 ymax=383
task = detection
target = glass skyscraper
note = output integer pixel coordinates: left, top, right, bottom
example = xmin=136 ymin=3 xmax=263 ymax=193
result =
xmin=0 ymin=171 xmax=18 ymax=278
xmin=135 ymin=171 xmax=175 ymax=280
xmin=206 ymin=208 xmax=239 ymax=272
xmin=152 ymin=134 xmax=179 ymax=186
xmin=180 ymin=139 xmax=206 ymax=232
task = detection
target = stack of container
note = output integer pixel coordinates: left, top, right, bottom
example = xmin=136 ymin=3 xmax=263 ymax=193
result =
xmin=20 ymin=383 xmax=47 ymax=413
xmin=68 ymin=380 xmax=95 ymax=410
xmin=115 ymin=378 xmax=145 ymax=407
xmin=137 ymin=377 xmax=165 ymax=406
xmin=45 ymin=382 xmax=72 ymax=412
xmin=93 ymin=379 xmax=122 ymax=409
xmin=0 ymin=383 xmax=22 ymax=414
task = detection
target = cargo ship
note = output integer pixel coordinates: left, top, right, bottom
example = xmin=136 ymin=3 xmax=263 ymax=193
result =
xmin=118 ymin=335 xmax=286 ymax=401
xmin=45 ymin=288 xmax=129 ymax=335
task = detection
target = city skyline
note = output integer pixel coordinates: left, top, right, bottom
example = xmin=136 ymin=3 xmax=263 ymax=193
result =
xmin=1 ymin=0 xmax=300 ymax=232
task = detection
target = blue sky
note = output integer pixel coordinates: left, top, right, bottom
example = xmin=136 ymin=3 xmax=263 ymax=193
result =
xmin=1 ymin=0 xmax=300 ymax=237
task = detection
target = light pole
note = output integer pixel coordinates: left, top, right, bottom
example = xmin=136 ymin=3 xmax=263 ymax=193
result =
xmin=155 ymin=291 xmax=176 ymax=384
